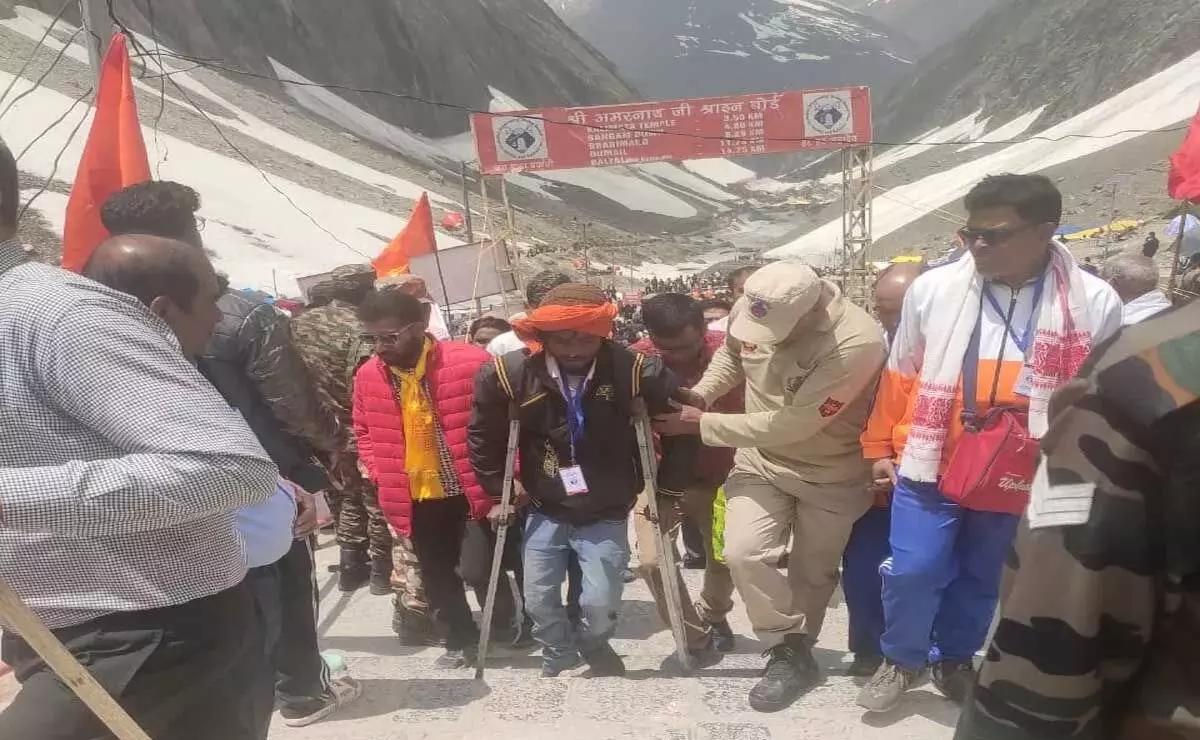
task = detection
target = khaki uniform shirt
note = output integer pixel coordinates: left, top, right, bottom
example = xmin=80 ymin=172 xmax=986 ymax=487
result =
xmin=693 ymin=284 xmax=886 ymax=490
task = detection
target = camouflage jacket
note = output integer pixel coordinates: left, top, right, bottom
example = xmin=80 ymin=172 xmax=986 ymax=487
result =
xmin=957 ymin=300 xmax=1200 ymax=740
xmin=292 ymin=299 xmax=371 ymax=454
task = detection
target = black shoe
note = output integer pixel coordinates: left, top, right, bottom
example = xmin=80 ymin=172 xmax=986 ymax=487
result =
xmin=338 ymin=549 xmax=369 ymax=592
xmin=932 ymin=659 xmax=977 ymax=704
xmin=847 ymin=652 xmax=884 ymax=677
xmin=622 ymin=568 xmax=637 ymax=583
xmin=582 ymin=642 xmax=626 ymax=677
xmin=856 ymin=659 xmax=928 ymax=713
xmin=392 ymin=602 xmax=441 ymax=647
xmin=434 ymin=645 xmax=478 ymax=669
xmin=747 ymin=634 xmax=819 ymax=713
xmin=710 ymin=618 xmax=736 ymax=653
xmin=682 ymin=556 xmax=707 ymax=570
xmin=368 ymin=556 xmax=393 ymax=596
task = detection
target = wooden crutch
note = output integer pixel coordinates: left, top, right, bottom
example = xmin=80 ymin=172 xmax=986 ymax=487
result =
xmin=0 ymin=580 xmax=152 ymax=739
xmin=475 ymin=402 xmax=521 ymax=681
xmin=632 ymin=400 xmax=695 ymax=674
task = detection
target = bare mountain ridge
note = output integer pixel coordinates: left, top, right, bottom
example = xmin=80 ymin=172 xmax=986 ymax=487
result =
xmin=550 ymin=0 xmax=920 ymax=102
xmin=876 ymin=0 xmax=1200 ymax=142
xmin=33 ymin=0 xmax=637 ymax=139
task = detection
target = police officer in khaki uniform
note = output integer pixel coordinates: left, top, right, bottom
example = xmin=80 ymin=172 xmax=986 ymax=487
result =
xmin=655 ymin=261 xmax=886 ymax=713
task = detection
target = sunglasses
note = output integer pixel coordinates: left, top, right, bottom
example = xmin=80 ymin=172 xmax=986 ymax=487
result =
xmin=359 ymin=323 xmax=424 ymax=345
xmin=957 ymin=222 xmax=1046 ymax=247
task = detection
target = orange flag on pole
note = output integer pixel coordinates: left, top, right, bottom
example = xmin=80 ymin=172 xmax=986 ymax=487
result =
xmin=1168 ymin=106 xmax=1200 ymax=203
xmin=62 ymin=32 xmax=151 ymax=271
xmin=374 ymin=192 xmax=437 ymax=278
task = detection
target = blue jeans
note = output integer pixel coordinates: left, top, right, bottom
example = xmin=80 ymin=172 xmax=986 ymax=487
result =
xmin=523 ymin=511 xmax=631 ymax=661
xmin=842 ymin=505 xmax=891 ymax=658
xmin=880 ymin=477 xmax=1019 ymax=669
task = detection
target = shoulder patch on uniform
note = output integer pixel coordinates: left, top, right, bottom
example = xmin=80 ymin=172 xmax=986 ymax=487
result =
xmin=1028 ymin=458 xmax=1095 ymax=530
xmin=818 ymin=397 xmax=844 ymax=418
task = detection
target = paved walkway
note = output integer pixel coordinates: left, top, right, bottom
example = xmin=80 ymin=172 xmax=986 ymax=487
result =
xmin=273 ymin=539 xmax=961 ymax=740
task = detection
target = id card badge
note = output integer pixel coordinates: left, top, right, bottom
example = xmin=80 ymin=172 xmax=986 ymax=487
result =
xmin=1014 ymin=363 xmax=1034 ymax=397
xmin=559 ymin=465 xmax=589 ymax=496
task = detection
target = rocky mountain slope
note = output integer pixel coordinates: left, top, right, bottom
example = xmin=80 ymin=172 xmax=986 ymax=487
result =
xmin=876 ymin=0 xmax=1200 ymax=142
xmin=841 ymin=0 xmax=1008 ymax=56
xmin=83 ymin=0 xmax=636 ymax=139
xmin=548 ymin=0 xmax=918 ymax=101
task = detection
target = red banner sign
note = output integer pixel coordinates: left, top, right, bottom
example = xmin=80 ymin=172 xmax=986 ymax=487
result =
xmin=471 ymin=87 xmax=871 ymax=175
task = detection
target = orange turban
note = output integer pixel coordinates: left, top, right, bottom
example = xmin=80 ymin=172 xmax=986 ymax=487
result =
xmin=511 ymin=283 xmax=618 ymax=352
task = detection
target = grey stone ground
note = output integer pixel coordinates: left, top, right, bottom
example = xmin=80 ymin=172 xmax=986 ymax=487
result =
xmin=272 ymin=537 xmax=961 ymax=740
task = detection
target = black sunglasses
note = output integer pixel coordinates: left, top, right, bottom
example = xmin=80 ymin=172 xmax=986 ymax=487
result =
xmin=957 ymin=223 xmax=1042 ymax=247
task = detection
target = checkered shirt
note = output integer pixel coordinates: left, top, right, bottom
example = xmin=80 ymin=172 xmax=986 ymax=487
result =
xmin=0 ymin=236 xmax=27 ymax=274
xmin=423 ymin=379 xmax=465 ymax=497
xmin=0 ymin=260 xmax=279 ymax=629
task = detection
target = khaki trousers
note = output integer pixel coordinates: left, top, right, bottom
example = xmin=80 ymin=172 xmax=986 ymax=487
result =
xmin=724 ymin=470 xmax=870 ymax=647
xmin=633 ymin=484 xmax=736 ymax=651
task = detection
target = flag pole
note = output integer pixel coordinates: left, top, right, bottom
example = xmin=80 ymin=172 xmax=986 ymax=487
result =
xmin=1168 ymin=202 xmax=1190 ymax=300
xmin=431 ymin=245 xmax=453 ymax=329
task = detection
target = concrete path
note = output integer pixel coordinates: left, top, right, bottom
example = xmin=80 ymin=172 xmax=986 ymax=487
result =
xmin=272 ymin=539 xmax=961 ymax=740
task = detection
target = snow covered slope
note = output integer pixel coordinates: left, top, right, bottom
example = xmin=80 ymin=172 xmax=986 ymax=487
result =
xmin=551 ymin=0 xmax=918 ymax=101
xmin=768 ymin=50 xmax=1200 ymax=261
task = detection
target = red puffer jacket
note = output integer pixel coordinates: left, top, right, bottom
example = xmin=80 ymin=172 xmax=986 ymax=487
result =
xmin=352 ymin=340 xmax=493 ymax=537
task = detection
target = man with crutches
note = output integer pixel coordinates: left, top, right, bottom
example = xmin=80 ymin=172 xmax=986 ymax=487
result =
xmin=629 ymin=293 xmax=746 ymax=670
xmin=469 ymin=283 xmax=700 ymax=678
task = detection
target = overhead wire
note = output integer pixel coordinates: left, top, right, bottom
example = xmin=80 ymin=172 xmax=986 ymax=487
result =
xmin=0 ymin=26 xmax=84 ymax=121
xmin=136 ymin=48 xmax=1191 ymax=149
xmin=0 ymin=0 xmax=75 ymax=110
xmin=18 ymin=85 xmax=94 ymax=223
xmin=110 ymin=2 xmax=371 ymax=260
xmin=140 ymin=0 xmax=170 ymax=178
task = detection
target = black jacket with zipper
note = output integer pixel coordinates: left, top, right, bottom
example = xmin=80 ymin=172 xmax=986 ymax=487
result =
xmin=468 ymin=341 xmax=699 ymax=526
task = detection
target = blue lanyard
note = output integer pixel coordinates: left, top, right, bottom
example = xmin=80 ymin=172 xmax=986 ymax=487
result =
xmin=559 ymin=374 xmax=587 ymax=464
xmin=983 ymin=273 xmax=1046 ymax=355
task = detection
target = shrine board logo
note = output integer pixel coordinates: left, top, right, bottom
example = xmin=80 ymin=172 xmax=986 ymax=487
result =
xmin=818 ymin=397 xmax=845 ymax=418
xmin=495 ymin=116 xmax=548 ymax=162
xmin=803 ymin=92 xmax=853 ymax=137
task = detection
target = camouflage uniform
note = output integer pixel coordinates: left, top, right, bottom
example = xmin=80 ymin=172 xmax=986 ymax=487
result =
xmin=957 ymin=300 xmax=1200 ymax=739
xmin=292 ymin=299 xmax=394 ymax=562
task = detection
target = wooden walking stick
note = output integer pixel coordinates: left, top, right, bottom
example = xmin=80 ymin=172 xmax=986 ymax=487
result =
xmin=0 ymin=580 xmax=152 ymax=740
xmin=475 ymin=402 xmax=521 ymax=681
xmin=632 ymin=400 xmax=695 ymax=674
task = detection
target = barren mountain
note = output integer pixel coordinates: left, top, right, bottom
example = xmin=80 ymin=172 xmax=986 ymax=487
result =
xmin=549 ymin=0 xmax=918 ymax=101
xmin=877 ymin=0 xmax=1200 ymax=142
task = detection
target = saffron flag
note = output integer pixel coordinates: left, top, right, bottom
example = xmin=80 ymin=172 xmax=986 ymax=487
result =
xmin=374 ymin=192 xmax=437 ymax=278
xmin=62 ymin=33 xmax=151 ymax=271
xmin=1168 ymin=107 xmax=1200 ymax=203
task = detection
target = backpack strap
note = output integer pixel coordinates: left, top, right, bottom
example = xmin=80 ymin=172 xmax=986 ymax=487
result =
xmin=493 ymin=351 xmax=528 ymax=403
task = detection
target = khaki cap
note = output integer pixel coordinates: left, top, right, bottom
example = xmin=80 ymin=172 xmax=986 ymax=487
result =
xmin=729 ymin=261 xmax=823 ymax=345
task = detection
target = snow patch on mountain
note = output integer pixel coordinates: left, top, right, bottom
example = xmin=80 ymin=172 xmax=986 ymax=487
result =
xmin=768 ymin=49 xmax=1200 ymax=260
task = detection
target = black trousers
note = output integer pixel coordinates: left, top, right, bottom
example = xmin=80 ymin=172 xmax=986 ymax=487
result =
xmin=271 ymin=537 xmax=330 ymax=706
xmin=0 ymin=583 xmax=265 ymax=740
xmin=459 ymin=517 xmax=520 ymax=632
xmin=410 ymin=497 xmax=519 ymax=650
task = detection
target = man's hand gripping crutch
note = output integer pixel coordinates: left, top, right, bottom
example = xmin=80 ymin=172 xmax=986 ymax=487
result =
xmin=475 ymin=402 xmax=521 ymax=681
xmin=632 ymin=398 xmax=695 ymax=674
